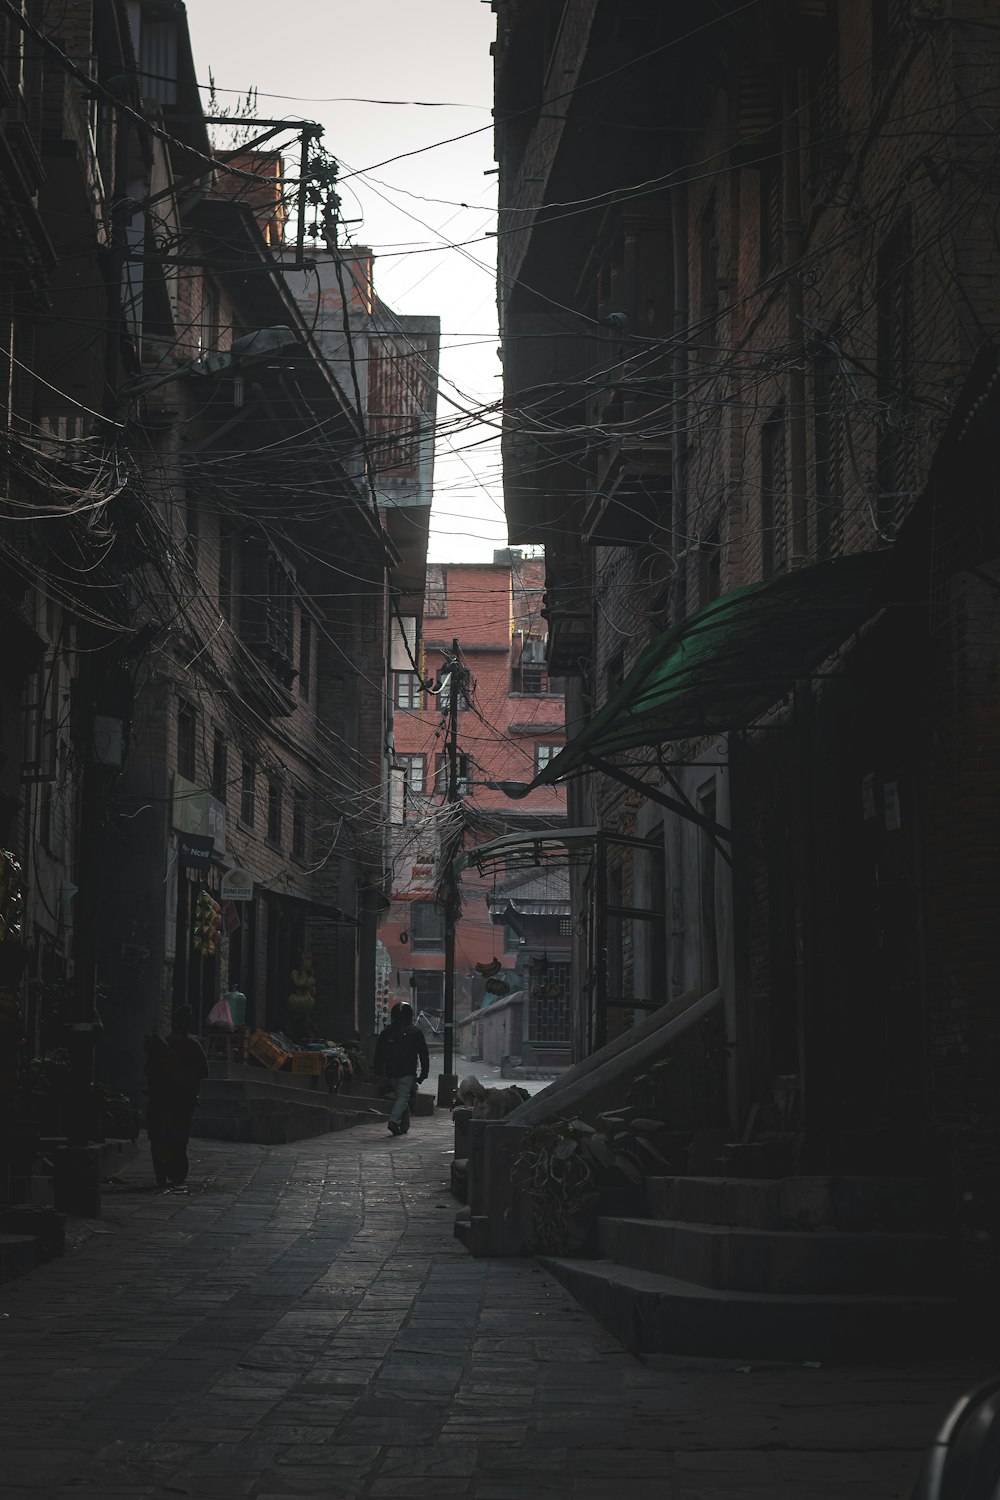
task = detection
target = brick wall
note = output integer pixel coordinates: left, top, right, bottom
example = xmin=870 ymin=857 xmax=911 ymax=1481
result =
xmin=384 ymin=559 xmax=566 ymax=1013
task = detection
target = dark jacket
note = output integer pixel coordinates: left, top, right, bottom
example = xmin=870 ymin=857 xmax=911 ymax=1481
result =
xmin=146 ymin=1032 xmax=209 ymax=1107
xmin=374 ymin=1021 xmax=429 ymax=1080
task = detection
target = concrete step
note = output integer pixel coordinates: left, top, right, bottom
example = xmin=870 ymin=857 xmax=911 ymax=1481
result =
xmin=453 ymin=1210 xmax=490 ymax=1256
xmin=201 ymin=1077 xmax=389 ymax=1113
xmin=596 ymin=1216 xmax=951 ymax=1294
xmin=0 ymin=1233 xmax=44 ymax=1285
xmin=0 ymin=1207 xmax=65 ymax=1260
xmin=643 ymin=1174 xmax=933 ymax=1232
xmin=539 ymin=1257 xmax=957 ymax=1361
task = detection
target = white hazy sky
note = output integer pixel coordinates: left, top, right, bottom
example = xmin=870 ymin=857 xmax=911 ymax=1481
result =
xmin=185 ymin=0 xmax=505 ymax=561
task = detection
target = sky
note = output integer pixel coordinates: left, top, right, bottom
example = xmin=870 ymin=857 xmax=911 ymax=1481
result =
xmin=185 ymin=0 xmax=506 ymax=562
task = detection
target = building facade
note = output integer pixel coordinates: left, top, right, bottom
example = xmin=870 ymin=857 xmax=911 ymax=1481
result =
xmin=0 ymin=0 xmax=434 ymax=1173
xmin=493 ymin=0 xmax=1000 ymax=1265
xmin=380 ymin=552 xmax=568 ymax=1050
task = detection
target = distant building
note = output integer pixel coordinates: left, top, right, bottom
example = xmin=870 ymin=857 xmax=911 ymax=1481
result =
xmin=381 ymin=552 xmax=566 ymax=1038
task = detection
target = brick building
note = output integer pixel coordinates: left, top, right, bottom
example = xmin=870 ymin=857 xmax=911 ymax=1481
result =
xmin=491 ymin=0 xmax=1000 ymax=1275
xmin=380 ymin=552 xmax=568 ymax=1051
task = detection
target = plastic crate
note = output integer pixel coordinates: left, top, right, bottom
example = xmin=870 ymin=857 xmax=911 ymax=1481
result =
xmin=291 ymin=1051 xmax=324 ymax=1076
xmin=249 ymin=1030 xmax=291 ymax=1071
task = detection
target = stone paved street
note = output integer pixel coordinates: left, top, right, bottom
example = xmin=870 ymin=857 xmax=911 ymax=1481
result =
xmin=0 ymin=1106 xmax=990 ymax=1499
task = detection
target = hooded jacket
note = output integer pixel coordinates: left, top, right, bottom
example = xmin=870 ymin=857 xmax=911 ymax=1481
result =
xmin=374 ymin=1020 xmax=429 ymax=1080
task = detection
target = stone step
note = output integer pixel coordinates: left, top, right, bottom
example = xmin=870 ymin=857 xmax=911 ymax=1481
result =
xmin=643 ymin=1174 xmax=933 ymax=1232
xmin=539 ymin=1257 xmax=957 ymax=1361
xmin=201 ymin=1077 xmax=390 ymax=1114
xmin=596 ymin=1216 xmax=951 ymax=1295
xmin=0 ymin=1207 xmax=65 ymax=1260
xmin=450 ymin=1158 xmax=468 ymax=1203
xmin=453 ymin=1209 xmax=490 ymax=1257
xmin=0 ymin=1233 xmax=44 ymax=1285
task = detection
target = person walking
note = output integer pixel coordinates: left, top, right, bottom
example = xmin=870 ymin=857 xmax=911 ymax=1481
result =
xmin=145 ymin=1005 xmax=209 ymax=1188
xmin=373 ymin=1002 xmax=429 ymax=1136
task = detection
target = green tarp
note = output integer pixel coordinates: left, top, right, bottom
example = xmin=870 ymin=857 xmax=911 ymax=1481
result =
xmin=514 ymin=552 xmax=887 ymax=794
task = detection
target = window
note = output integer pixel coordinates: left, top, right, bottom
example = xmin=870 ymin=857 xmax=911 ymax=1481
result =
xmin=437 ymin=669 xmax=468 ymax=713
xmin=397 ymin=753 xmax=426 ymax=798
xmin=292 ymin=791 xmax=307 ymax=860
xmin=535 ymin=743 xmax=558 ymax=774
xmin=873 ymin=0 xmax=907 ymax=84
xmin=699 ymin=784 xmax=720 ymax=992
xmin=759 ymin=157 xmax=783 ymax=278
xmin=412 ymin=970 xmax=444 ymax=1013
xmin=267 ymin=777 xmax=283 ymax=846
xmin=504 ymin=924 xmax=522 ymax=954
xmin=511 ymin=634 xmax=549 ymax=694
xmin=395 ymin=671 xmax=423 ymax=710
xmin=411 ymin=899 xmax=445 ymax=953
xmin=177 ymin=701 xmax=196 ymax=781
xmin=761 ymin=409 xmax=788 ymax=579
xmin=806 ymin=32 xmax=842 ymax=197
xmin=634 ymin=825 xmax=666 ymax=1011
xmin=700 ymin=191 xmax=720 ymax=347
xmin=435 ymin=752 xmax=471 ymax=795
xmin=212 ymin=728 xmax=228 ymax=803
xmin=202 ymin=278 xmax=220 ymax=352
xmin=299 ymin=613 xmax=312 ymax=702
xmin=876 ymin=216 xmax=915 ymax=530
xmin=814 ymin=352 xmax=845 ymax=559
xmin=424 ymin=564 xmax=447 ymax=617
xmin=240 ymin=756 xmax=256 ymax=827
xmin=240 ymin=534 xmax=297 ymax=688
xmin=511 ymin=661 xmax=550 ymax=694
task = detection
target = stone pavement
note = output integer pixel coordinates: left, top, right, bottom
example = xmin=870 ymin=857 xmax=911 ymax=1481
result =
xmin=0 ymin=1104 xmax=990 ymax=1500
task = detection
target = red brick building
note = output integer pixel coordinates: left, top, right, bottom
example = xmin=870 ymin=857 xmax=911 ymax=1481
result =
xmin=381 ymin=552 xmax=567 ymax=1033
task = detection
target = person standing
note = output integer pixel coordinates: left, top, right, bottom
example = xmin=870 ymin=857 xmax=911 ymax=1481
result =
xmin=373 ymin=1002 xmax=429 ymax=1136
xmin=145 ymin=1005 xmax=209 ymax=1187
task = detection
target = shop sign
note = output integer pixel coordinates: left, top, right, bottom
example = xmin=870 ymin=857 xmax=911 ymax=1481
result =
xmin=172 ymin=773 xmax=226 ymax=853
xmin=178 ymin=833 xmax=213 ymax=870
xmin=221 ymin=867 xmax=254 ymax=902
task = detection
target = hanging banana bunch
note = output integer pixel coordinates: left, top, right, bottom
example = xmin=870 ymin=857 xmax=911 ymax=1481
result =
xmin=193 ymin=889 xmax=222 ymax=957
xmin=289 ymin=950 xmax=318 ymax=1012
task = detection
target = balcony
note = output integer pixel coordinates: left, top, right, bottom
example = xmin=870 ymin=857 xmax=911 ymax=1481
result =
xmin=541 ymin=545 xmax=591 ymax=677
xmin=583 ymin=394 xmax=672 ymax=548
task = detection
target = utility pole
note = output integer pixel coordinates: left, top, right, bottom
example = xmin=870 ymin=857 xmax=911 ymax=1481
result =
xmin=437 ymin=639 xmax=463 ymax=1107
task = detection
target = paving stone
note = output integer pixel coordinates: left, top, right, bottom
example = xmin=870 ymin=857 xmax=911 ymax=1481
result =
xmin=0 ymin=1109 xmax=987 ymax=1500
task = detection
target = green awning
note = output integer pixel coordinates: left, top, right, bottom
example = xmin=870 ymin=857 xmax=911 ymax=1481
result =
xmin=513 ymin=552 xmax=887 ymax=794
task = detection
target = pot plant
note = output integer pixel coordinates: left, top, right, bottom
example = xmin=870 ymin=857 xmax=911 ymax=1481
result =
xmin=515 ymin=1110 xmax=673 ymax=1254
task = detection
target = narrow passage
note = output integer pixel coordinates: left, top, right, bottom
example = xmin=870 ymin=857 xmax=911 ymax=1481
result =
xmin=0 ymin=1111 xmax=986 ymax=1499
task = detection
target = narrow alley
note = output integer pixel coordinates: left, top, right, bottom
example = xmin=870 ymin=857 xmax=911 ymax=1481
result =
xmin=0 ymin=1106 xmax=987 ymax=1500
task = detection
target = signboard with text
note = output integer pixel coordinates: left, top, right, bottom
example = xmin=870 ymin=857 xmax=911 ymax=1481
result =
xmin=221 ymin=867 xmax=255 ymax=902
